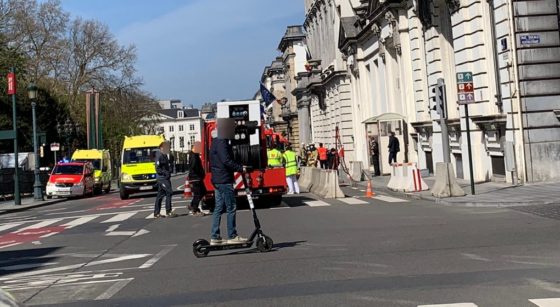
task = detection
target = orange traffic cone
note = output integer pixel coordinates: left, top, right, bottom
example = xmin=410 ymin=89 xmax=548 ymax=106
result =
xmin=366 ymin=180 xmax=375 ymax=198
xmin=184 ymin=178 xmax=192 ymax=199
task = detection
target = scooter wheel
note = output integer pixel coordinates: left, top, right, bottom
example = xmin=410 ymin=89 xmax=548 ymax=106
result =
xmin=193 ymin=240 xmax=209 ymax=258
xmin=256 ymin=235 xmax=273 ymax=252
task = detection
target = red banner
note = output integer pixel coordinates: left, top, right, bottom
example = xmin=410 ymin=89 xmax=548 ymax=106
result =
xmin=7 ymin=72 xmax=16 ymax=95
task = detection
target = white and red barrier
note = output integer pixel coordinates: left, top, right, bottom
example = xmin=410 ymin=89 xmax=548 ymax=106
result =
xmin=233 ymin=172 xmax=246 ymax=190
xmin=387 ymin=162 xmax=429 ymax=192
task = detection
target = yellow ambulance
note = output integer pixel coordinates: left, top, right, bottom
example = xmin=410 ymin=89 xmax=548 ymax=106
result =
xmin=119 ymin=135 xmax=165 ymax=199
xmin=71 ymin=149 xmax=112 ymax=194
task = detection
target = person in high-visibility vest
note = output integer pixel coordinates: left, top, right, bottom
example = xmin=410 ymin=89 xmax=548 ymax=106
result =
xmin=267 ymin=145 xmax=283 ymax=167
xmin=317 ymin=143 xmax=328 ymax=169
xmin=282 ymin=144 xmax=300 ymax=194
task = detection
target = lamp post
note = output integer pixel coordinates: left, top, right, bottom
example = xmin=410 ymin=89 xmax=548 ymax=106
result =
xmin=28 ymin=83 xmax=43 ymax=200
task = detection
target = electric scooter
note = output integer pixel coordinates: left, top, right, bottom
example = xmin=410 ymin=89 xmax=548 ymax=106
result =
xmin=192 ymin=171 xmax=274 ymax=258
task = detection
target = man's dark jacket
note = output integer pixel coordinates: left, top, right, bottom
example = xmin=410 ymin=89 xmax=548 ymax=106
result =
xmin=388 ymin=136 xmax=400 ymax=153
xmin=210 ymin=138 xmax=243 ymax=184
xmin=187 ymin=152 xmax=205 ymax=181
xmin=155 ymin=151 xmax=171 ymax=180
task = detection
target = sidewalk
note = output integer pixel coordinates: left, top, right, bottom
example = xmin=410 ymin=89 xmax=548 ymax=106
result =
xmin=0 ymin=196 xmax=67 ymax=215
xmin=349 ymin=172 xmax=560 ymax=207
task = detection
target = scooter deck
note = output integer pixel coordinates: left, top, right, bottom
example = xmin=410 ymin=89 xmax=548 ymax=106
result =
xmin=203 ymin=241 xmax=254 ymax=250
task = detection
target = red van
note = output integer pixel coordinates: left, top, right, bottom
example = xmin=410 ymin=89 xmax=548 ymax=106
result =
xmin=46 ymin=162 xmax=95 ymax=198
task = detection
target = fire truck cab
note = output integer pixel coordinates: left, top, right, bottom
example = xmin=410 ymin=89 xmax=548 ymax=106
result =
xmin=200 ymin=100 xmax=287 ymax=207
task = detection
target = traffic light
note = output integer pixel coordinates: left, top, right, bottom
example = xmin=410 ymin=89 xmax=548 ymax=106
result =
xmin=431 ymin=78 xmax=447 ymax=119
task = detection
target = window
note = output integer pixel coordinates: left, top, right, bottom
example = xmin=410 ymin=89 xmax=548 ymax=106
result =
xmin=179 ymin=125 xmax=184 ymax=132
xmin=179 ymin=137 xmax=184 ymax=148
xmin=189 ymin=135 xmax=196 ymax=146
xmin=169 ymin=125 xmax=174 ymax=132
xmin=178 ymin=111 xmax=184 ymax=118
xmin=189 ymin=124 xmax=195 ymax=131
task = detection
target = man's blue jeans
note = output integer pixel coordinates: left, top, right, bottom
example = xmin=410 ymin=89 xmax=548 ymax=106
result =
xmin=211 ymin=183 xmax=238 ymax=240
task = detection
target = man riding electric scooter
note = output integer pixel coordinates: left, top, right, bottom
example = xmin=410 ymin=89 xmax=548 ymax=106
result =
xmin=209 ymin=118 xmax=246 ymax=245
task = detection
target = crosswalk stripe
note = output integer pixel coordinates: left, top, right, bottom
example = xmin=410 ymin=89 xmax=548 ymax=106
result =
xmin=62 ymin=216 xmax=98 ymax=228
xmin=338 ymin=198 xmax=368 ymax=205
xmin=529 ymin=298 xmax=560 ymax=307
xmin=16 ymin=219 xmax=63 ymax=232
xmin=374 ymin=195 xmax=408 ymax=203
xmin=0 ymin=222 xmax=25 ymax=233
xmin=304 ymin=200 xmax=330 ymax=207
xmin=102 ymin=212 xmax=136 ymax=223
xmin=419 ymin=304 xmax=477 ymax=307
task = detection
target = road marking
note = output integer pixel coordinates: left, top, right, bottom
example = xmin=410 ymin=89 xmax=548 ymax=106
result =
xmin=105 ymin=224 xmax=120 ymax=233
xmin=63 ymin=216 xmax=98 ymax=229
xmin=0 ymin=222 xmax=25 ymax=233
xmin=101 ymin=212 xmax=136 ymax=223
xmin=16 ymin=219 xmax=63 ymax=232
xmin=304 ymin=200 xmax=331 ymax=207
xmin=419 ymin=304 xmax=478 ymax=307
xmin=338 ymin=198 xmax=368 ymax=205
xmin=95 ymin=278 xmax=134 ymax=300
xmin=0 ymin=254 xmax=151 ymax=280
xmin=374 ymin=195 xmax=408 ymax=203
xmin=270 ymin=207 xmax=290 ymax=210
xmin=461 ymin=253 xmax=491 ymax=262
xmin=359 ymin=189 xmax=366 ymax=192
xmin=530 ymin=298 xmax=560 ymax=307
xmin=139 ymin=245 xmax=176 ymax=269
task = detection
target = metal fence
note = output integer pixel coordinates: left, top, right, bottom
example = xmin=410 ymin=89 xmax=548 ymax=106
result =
xmin=0 ymin=168 xmax=49 ymax=199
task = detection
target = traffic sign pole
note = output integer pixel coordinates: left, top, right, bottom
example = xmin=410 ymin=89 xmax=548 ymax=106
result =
xmin=9 ymin=68 xmax=21 ymax=206
xmin=464 ymin=104 xmax=475 ymax=195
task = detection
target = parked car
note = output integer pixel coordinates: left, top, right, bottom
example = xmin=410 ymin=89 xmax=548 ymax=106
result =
xmin=46 ymin=162 xmax=95 ymax=198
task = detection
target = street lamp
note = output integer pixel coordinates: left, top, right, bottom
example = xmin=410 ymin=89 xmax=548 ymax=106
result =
xmin=28 ymin=83 xmax=43 ymax=200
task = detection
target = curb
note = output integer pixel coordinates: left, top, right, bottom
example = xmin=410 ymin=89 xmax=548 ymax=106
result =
xmin=0 ymin=198 xmax=68 ymax=215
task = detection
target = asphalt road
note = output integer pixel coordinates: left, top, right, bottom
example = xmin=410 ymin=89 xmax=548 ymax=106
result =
xmin=1 ymin=176 xmax=560 ymax=307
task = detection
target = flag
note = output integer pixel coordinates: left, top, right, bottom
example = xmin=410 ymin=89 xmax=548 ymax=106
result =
xmin=259 ymin=82 xmax=277 ymax=107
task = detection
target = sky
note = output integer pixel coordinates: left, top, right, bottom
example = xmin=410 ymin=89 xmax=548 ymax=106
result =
xmin=59 ymin=0 xmax=304 ymax=107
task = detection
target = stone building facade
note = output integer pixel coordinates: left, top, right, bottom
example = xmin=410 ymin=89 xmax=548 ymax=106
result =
xmin=310 ymin=0 xmax=560 ymax=183
xmin=294 ymin=0 xmax=356 ymax=161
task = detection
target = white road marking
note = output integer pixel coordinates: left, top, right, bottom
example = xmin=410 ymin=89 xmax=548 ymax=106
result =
xmin=106 ymin=231 xmax=136 ymax=236
xmin=359 ymin=189 xmax=366 ymax=192
xmin=139 ymin=245 xmax=176 ymax=269
xmin=62 ymin=216 xmax=98 ymax=229
xmin=419 ymin=304 xmax=478 ymax=307
xmin=304 ymin=200 xmax=331 ymax=207
xmin=270 ymin=207 xmax=290 ymax=210
xmin=530 ymin=298 xmax=560 ymax=307
xmin=95 ymin=278 xmax=134 ymax=300
xmin=0 ymin=254 xmax=151 ymax=280
xmin=101 ymin=212 xmax=136 ymax=223
xmin=16 ymin=219 xmax=63 ymax=232
xmin=132 ymin=229 xmax=150 ymax=237
xmin=461 ymin=253 xmax=491 ymax=262
xmin=0 ymin=222 xmax=25 ymax=233
xmin=105 ymin=224 xmax=120 ymax=233
xmin=338 ymin=198 xmax=368 ymax=205
xmin=374 ymin=195 xmax=408 ymax=203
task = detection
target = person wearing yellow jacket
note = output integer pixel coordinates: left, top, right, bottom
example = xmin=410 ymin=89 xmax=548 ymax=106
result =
xmin=282 ymin=145 xmax=300 ymax=194
xmin=267 ymin=145 xmax=283 ymax=168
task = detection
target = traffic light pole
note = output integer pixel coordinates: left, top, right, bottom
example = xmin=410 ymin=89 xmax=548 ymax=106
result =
xmin=436 ymin=78 xmax=451 ymax=163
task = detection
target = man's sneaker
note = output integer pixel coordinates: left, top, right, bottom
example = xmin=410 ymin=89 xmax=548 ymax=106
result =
xmin=154 ymin=213 xmax=165 ymax=218
xmin=227 ymin=236 xmax=247 ymax=244
xmin=191 ymin=211 xmax=205 ymax=217
xmin=210 ymin=238 xmax=223 ymax=245
xmin=166 ymin=212 xmax=178 ymax=218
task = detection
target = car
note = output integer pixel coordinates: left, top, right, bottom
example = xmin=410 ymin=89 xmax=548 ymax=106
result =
xmin=46 ymin=162 xmax=95 ymax=198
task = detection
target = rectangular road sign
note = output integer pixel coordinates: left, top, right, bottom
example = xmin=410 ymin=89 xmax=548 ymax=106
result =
xmin=457 ymin=71 xmax=475 ymax=104
xmin=7 ymin=72 xmax=16 ymax=95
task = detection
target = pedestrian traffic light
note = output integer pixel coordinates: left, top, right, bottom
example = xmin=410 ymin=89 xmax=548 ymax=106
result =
xmin=431 ymin=78 xmax=447 ymax=119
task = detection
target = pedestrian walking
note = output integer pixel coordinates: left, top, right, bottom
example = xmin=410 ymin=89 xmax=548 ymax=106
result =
xmin=370 ymin=137 xmax=381 ymax=176
xmin=210 ymin=118 xmax=246 ymax=245
xmin=187 ymin=142 xmax=206 ymax=216
xmin=317 ymin=143 xmax=328 ymax=169
xmin=267 ymin=144 xmax=283 ymax=168
xmin=388 ymin=131 xmax=400 ymax=165
xmin=154 ymin=141 xmax=177 ymax=218
xmin=282 ymin=145 xmax=300 ymax=194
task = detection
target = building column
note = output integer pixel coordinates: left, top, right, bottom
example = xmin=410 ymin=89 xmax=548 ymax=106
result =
xmin=297 ymin=94 xmax=312 ymax=144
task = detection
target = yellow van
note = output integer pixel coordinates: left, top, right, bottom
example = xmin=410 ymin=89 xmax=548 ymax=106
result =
xmin=71 ymin=149 xmax=112 ymax=194
xmin=119 ymin=135 xmax=165 ymax=199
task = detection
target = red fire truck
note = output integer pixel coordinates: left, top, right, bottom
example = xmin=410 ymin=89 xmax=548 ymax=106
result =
xmin=200 ymin=100 xmax=287 ymax=207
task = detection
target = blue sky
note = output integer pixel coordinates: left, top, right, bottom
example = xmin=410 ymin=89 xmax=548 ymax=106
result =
xmin=59 ymin=0 xmax=304 ymax=106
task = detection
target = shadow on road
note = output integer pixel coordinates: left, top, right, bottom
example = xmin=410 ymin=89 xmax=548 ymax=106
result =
xmin=0 ymin=246 xmax=63 ymax=277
